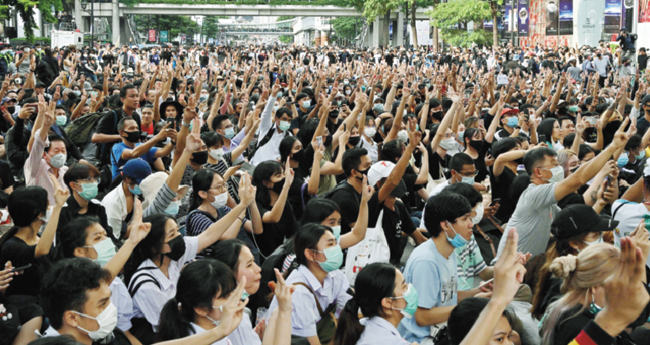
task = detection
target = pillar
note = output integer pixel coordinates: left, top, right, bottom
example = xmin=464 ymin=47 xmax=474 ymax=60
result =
xmin=396 ymin=11 xmax=405 ymax=47
xmin=372 ymin=17 xmax=381 ymax=48
xmin=75 ymin=0 xmax=83 ymax=31
xmin=112 ymin=0 xmax=120 ymax=45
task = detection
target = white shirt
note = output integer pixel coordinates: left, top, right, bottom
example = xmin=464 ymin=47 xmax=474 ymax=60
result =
xmin=612 ymin=200 xmax=650 ymax=267
xmin=419 ymin=180 xmax=451 ymax=230
xmin=111 ymin=277 xmax=134 ymax=332
xmin=101 ymin=184 xmax=129 ymax=239
xmin=361 ymin=135 xmax=378 ymax=163
xmin=189 ymin=322 xmax=231 ymax=345
xmin=228 ymin=312 xmax=261 ymax=345
xmin=356 ymin=317 xmax=410 ymax=345
xmin=250 ymin=96 xmax=290 ymax=166
xmin=131 ymin=236 xmax=199 ymax=331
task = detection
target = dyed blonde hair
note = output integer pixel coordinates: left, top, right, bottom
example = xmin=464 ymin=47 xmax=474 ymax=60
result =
xmin=540 ymin=243 xmax=619 ymax=345
xmin=557 ymin=149 xmax=577 ymax=178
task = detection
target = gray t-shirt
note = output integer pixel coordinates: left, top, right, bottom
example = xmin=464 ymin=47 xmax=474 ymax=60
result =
xmin=493 ymin=182 xmax=559 ymax=264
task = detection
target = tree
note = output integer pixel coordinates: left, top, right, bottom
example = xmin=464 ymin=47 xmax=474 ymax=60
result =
xmin=279 ymin=35 xmax=293 ymax=44
xmin=202 ymin=16 xmax=220 ymax=40
xmin=0 ymin=0 xmax=63 ymax=43
xmin=134 ymin=15 xmax=199 ymax=42
xmin=428 ymin=0 xmax=494 ymax=47
xmin=331 ymin=17 xmax=358 ymax=41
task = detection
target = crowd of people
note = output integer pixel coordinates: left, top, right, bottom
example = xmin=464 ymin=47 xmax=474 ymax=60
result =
xmin=0 ymin=36 xmax=649 ymax=345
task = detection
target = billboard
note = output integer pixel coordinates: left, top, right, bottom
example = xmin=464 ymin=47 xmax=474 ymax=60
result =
xmin=559 ymin=0 xmax=574 ymax=35
xmin=148 ymin=29 xmax=156 ymax=42
xmin=545 ymin=0 xmax=559 ymax=36
xmin=518 ymin=0 xmax=530 ymax=35
xmin=160 ymin=31 xmax=168 ymax=42
xmin=640 ymin=0 xmax=650 ymax=23
xmin=604 ymin=0 xmax=622 ymax=33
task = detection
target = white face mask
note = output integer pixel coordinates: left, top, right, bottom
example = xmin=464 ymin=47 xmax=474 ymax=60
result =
xmin=73 ymin=302 xmax=118 ymax=341
xmin=472 ymin=203 xmax=484 ymax=225
xmin=210 ymin=191 xmax=228 ymax=210
xmin=397 ymin=130 xmax=409 ymax=143
xmin=364 ymin=127 xmax=377 ymax=138
xmin=439 ymin=138 xmax=456 ymax=151
xmin=209 ymin=148 xmax=224 ymax=160
xmin=584 ymin=235 xmax=603 ymax=247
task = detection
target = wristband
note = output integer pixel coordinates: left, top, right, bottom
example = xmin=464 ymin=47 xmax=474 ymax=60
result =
xmin=182 ymin=121 xmax=190 ymax=128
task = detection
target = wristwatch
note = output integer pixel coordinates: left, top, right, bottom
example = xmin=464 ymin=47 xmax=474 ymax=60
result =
xmin=181 ymin=121 xmax=191 ymax=128
xmin=515 ymin=126 xmax=522 ymax=130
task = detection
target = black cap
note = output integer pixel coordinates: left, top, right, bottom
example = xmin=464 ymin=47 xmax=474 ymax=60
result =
xmin=35 ymin=82 xmax=45 ymax=88
xmin=551 ymin=204 xmax=619 ymax=240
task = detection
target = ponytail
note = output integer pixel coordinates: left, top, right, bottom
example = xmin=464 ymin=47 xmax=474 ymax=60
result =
xmin=156 ymin=297 xmax=193 ymax=342
xmin=333 ymin=298 xmax=364 ymax=345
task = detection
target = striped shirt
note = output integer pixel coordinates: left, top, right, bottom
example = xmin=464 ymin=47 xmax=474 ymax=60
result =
xmin=186 ymin=207 xmax=249 ymax=237
xmin=455 ymin=238 xmax=487 ymax=291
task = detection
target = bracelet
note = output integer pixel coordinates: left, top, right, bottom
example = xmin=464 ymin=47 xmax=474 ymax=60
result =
xmin=238 ymin=217 xmax=245 ymax=222
xmin=181 ymin=121 xmax=190 ymax=128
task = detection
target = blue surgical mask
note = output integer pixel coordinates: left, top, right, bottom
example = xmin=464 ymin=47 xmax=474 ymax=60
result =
xmin=84 ymin=238 xmax=116 ymax=267
xmin=129 ymin=184 xmax=142 ymax=195
xmin=302 ymin=100 xmax=311 ymax=108
xmin=461 ymin=176 xmax=474 ymax=185
xmin=277 ymin=91 xmax=283 ymax=98
xmin=389 ymin=283 xmax=419 ymax=319
xmin=313 ymin=245 xmax=343 ymax=272
xmin=506 ymin=116 xmax=519 ymax=128
xmin=56 ymin=115 xmax=67 ymax=126
xmin=278 ymin=120 xmax=291 ymax=132
xmin=223 ymin=127 xmax=235 ymax=139
xmin=165 ymin=201 xmax=180 ymax=216
xmin=445 ymin=221 xmax=469 ymax=248
xmin=636 ymin=151 xmax=646 ymax=161
xmin=617 ymin=152 xmax=629 ymax=167
xmin=331 ymin=225 xmax=341 ymax=241
xmin=78 ymin=181 xmax=99 ymax=200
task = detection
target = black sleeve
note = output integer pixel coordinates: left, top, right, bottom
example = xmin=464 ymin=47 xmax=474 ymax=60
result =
xmin=59 ymin=129 xmax=84 ymax=160
xmin=0 ymin=160 xmax=15 ymax=188
xmin=330 ymin=190 xmax=360 ymax=233
xmin=396 ymin=200 xmax=416 ymax=235
xmin=95 ymin=111 xmax=116 ymax=135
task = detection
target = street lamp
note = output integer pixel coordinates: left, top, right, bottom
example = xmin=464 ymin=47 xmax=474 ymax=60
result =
xmin=81 ymin=0 xmax=94 ymax=49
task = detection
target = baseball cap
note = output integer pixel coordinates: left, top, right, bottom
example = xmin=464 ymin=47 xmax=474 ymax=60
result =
xmin=501 ymin=108 xmax=519 ymax=116
xmin=1 ymin=97 xmax=17 ymax=105
xmin=140 ymin=172 xmax=188 ymax=209
xmin=121 ymin=159 xmax=152 ymax=184
xmin=367 ymin=161 xmax=407 ymax=198
xmin=35 ymin=82 xmax=46 ymax=88
xmin=551 ymin=204 xmax=618 ymax=240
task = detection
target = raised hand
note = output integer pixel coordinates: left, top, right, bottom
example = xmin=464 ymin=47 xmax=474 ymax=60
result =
xmin=127 ymin=199 xmax=151 ymax=245
xmin=274 ymin=268 xmax=295 ymax=313
xmin=50 ymin=173 xmax=70 ymax=208
xmin=491 ymin=228 xmax=527 ymax=307
xmin=216 ymin=276 xmax=248 ymax=336
xmin=184 ymin=118 xmax=202 ymax=153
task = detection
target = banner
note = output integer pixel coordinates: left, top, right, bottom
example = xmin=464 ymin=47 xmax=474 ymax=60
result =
xmin=641 ymin=0 xmax=650 ymax=23
xmin=160 ymin=31 xmax=168 ymax=42
xmin=575 ymin=0 xmax=606 ymax=46
xmin=559 ymin=0 xmax=573 ymax=35
xmin=545 ymin=0 xmax=559 ymax=35
xmin=148 ymin=29 xmax=156 ymax=42
xmin=518 ymin=0 xmax=530 ymax=35
xmin=505 ymin=3 xmax=512 ymax=32
xmin=604 ymin=0 xmax=622 ymax=34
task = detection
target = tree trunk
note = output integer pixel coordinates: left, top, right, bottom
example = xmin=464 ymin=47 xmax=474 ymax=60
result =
xmin=491 ymin=1 xmax=498 ymax=49
xmin=382 ymin=11 xmax=391 ymax=47
xmin=411 ymin=1 xmax=418 ymax=48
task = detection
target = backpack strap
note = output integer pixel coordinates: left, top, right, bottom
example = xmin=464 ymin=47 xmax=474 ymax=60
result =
xmin=128 ymin=267 xmax=161 ymax=297
xmin=293 ymin=282 xmax=324 ymax=315
xmin=475 ymin=224 xmax=497 ymax=258
xmin=248 ymin=125 xmax=277 ymax=160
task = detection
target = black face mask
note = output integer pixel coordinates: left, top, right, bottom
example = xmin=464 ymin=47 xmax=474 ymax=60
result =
xmin=165 ymin=235 xmax=186 ymax=261
xmin=355 ymin=167 xmax=370 ymax=180
xmin=6 ymin=106 xmax=15 ymax=114
xmin=272 ymin=177 xmax=285 ymax=194
xmin=123 ymin=130 xmax=140 ymax=143
xmin=348 ymin=136 xmax=361 ymax=147
xmin=514 ymin=157 xmax=524 ymax=165
xmin=292 ymin=148 xmax=305 ymax=162
xmin=329 ymin=110 xmax=339 ymax=118
xmin=469 ymin=140 xmax=484 ymax=151
xmin=431 ymin=111 xmax=444 ymax=121
xmin=191 ymin=151 xmax=209 ymax=165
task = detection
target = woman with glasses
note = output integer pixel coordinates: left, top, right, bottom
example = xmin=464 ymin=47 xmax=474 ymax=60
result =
xmin=59 ymin=162 xmax=113 ymax=241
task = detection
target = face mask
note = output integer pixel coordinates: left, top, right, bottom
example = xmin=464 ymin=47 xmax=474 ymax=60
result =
xmin=460 ymin=175 xmax=474 ymax=185
xmin=569 ymin=105 xmax=579 ymax=113
xmin=199 ymin=95 xmax=208 ymax=103
xmin=345 ymin=90 xmax=351 ymax=95
xmin=191 ymin=151 xmax=209 ymax=165
xmin=165 ymin=235 xmax=186 ymax=261
xmin=329 ymin=110 xmax=339 ymax=118
xmin=458 ymin=131 xmax=465 ymax=142
xmin=211 ymin=191 xmax=228 ymax=209
xmin=431 ymin=111 xmax=444 ymax=121
xmin=313 ymin=245 xmax=343 ymax=272
xmin=343 ymin=80 xmax=349 ymax=85
xmin=355 ymin=167 xmax=370 ymax=180
xmin=439 ymin=138 xmax=456 ymax=151
xmin=445 ymin=221 xmax=469 ymax=248
xmin=331 ymin=226 xmax=341 ymax=241
xmin=542 ymin=165 xmax=565 ymax=184
xmin=272 ymin=178 xmax=286 ymax=194
xmin=397 ymin=130 xmax=409 ymax=143
xmin=589 ymin=292 xmax=603 ymax=315
xmin=364 ymin=127 xmax=377 ymax=137
xmin=78 ymin=181 xmax=98 ymax=200
xmin=389 ymin=283 xmax=419 ymax=319
xmin=123 ymin=131 xmax=140 ymax=143
xmin=506 ymin=116 xmax=519 ymax=128
xmin=584 ymin=235 xmax=603 ymax=247
xmin=292 ymin=89 xmax=297 ymax=94
xmin=472 ymin=204 xmax=484 ymax=225
xmin=348 ymin=136 xmax=361 ymax=147
xmin=276 ymin=91 xmax=283 ymax=98
xmin=206 ymin=314 xmax=220 ymax=327
xmin=165 ymin=200 xmax=180 ymax=216
xmin=209 ymin=148 xmax=224 ymax=160
xmin=48 ymin=153 xmax=67 ymax=168
xmin=55 ymin=115 xmax=67 ymax=126
xmin=6 ymin=106 xmax=15 ymax=114
xmin=128 ymin=184 xmax=142 ymax=195
xmin=292 ymin=148 xmax=306 ymax=162
xmin=373 ymin=104 xmax=383 ymax=112
xmin=84 ymin=237 xmax=117 ymax=267
xmin=74 ymin=302 xmax=118 ymax=341
xmin=469 ymin=140 xmax=484 ymax=151
xmin=72 ymin=90 xmax=81 ymax=97
xmin=302 ymin=100 xmax=311 ymax=108
xmin=278 ymin=120 xmax=291 ymax=132
xmin=618 ymin=152 xmax=629 ymax=167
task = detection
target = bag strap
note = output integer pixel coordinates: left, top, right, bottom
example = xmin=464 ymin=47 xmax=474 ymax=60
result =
xmin=486 ymin=216 xmax=504 ymax=234
xmin=128 ymin=267 xmax=162 ymax=297
xmin=249 ymin=125 xmax=278 ymax=160
xmin=293 ymin=282 xmax=324 ymax=315
xmin=612 ymin=201 xmax=629 ymax=220
xmin=475 ymin=224 xmax=497 ymax=258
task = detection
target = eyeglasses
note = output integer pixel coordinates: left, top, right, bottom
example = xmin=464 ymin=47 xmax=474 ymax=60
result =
xmin=458 ymin=170 xmax=479 ymax=177
xmin=210 ymin=184 xmax=227 ymax=193
xmin=78 ymin=177 xmax=101 ymax=184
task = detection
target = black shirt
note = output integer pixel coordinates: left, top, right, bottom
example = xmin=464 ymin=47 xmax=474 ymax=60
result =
xmin=490 ymin=166 xmax=517 ymax=223
xmin=94 ymin=108 xmax=141 ymax=165
xmin=329 ymin=183 xmax=381 ymax=235
xmin=0 ymin=160 xmax=15 ymax=190
xmin=57 ymin=195 xmax=112 ymax=241
xmin=255 ymin=198 xmax=298 ymax=259
xmin=0 ymin=236 xmax=53 ymax=297
xmin=368 ymin=199 xmax=416 ymax=265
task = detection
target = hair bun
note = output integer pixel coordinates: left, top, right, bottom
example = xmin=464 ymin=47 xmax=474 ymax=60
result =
xmin=549 ymin=254 xmax=578 ymax=279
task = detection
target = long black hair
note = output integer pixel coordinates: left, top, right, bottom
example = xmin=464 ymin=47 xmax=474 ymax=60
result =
xmin=434 ymin=298 xmax=515 ymax=345
xmin=56 ymin=216 xmax=101 ymax=259
xmin=0 ymin=186 xmax=48 ymax=252
xmin=157 ymin=259 xmax=237 ymax=342
xmin=279 ymin=136 xmax=299 ymax=164
xmin=333 ymin=263 xmax=397 ymax=345
xmin=251 ymin=161 xmax=284 ymax=207
xmin=190 ymin=169 xmax=222 ymax=212
xmin=293 ymin=223 xmax=332 ymax=267
xmin=210 ymin=239 xmax=246 ymax=272
xmin=124 ymin=214 xmax=175 ymax=285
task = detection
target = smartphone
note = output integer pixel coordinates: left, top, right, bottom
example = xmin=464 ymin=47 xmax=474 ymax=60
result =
xmin=343 ymin=123 xmax=347 ymax=132
xmin=166 ymin=117 xmax=176 ymax=129
xmin=489 ymin=198 xmax=501 ymax=207
xmin=539 ymin=134 xmax=547 ymax=143
xmin=10 ymin=263 xmax=31 ymax=273
xmin=478 ymin=278 xmax=494 ymax=289
xmin=605 ymin=175 xmax=615 ymax=188
xmin=586 ymin=117 xmax=597 ymax=126
xmin=316 ymin=136 xmax=323 ymax=147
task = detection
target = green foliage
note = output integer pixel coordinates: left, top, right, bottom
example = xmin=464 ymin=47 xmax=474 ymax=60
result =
xmin=277 ymin=16 xmax=296 ymax=21
xmin=134 ymin=15 xmax=199 ymax=42
xmin=330 ymin=17 xmax=359 ymax=40
xmin=10 ymin=36 xmax=51 ymax=45
xmin=202 ymin=16 xmax=220 ymax=39
xmin=1 ymin=0 xmax=63 ymax=42
xmin=428 ymin=0 xmax=495 ymax=46
xmin=122 ymin=0 xmax=352 ymax=6
xmin=278 ymin=35 xmax=293 ymax=44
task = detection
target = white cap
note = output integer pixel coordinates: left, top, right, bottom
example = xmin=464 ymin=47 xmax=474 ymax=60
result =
xmin=368 ymin=161 xmax=395 ymax=187
xmin=140 ymin=172 xmax=189 ymax=209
